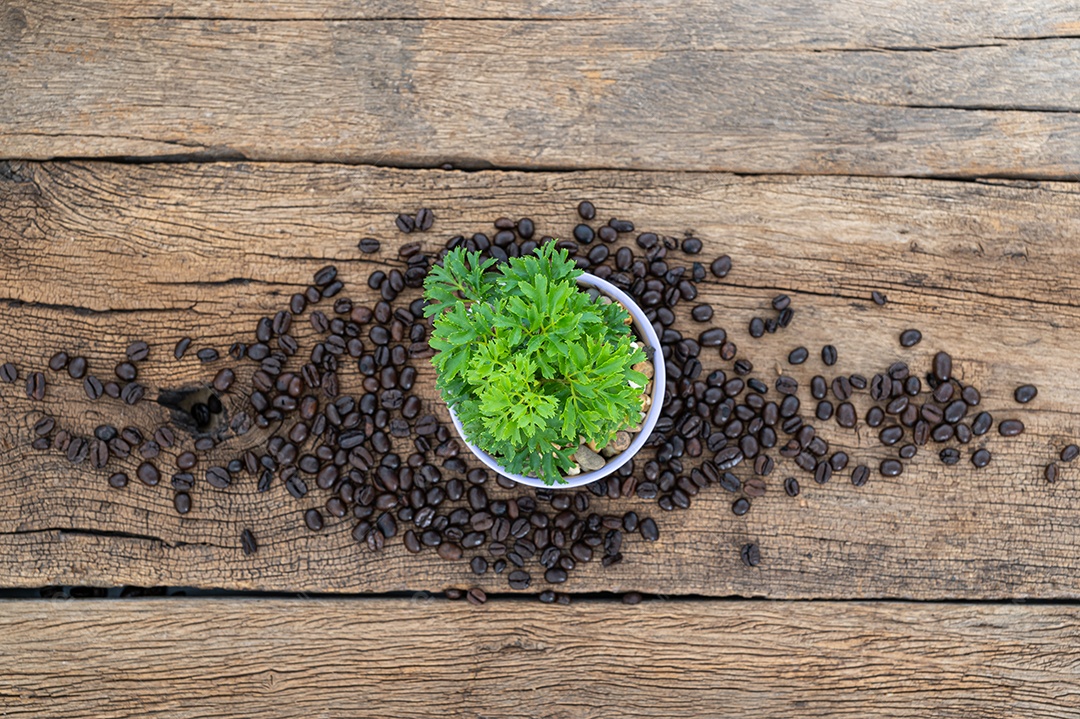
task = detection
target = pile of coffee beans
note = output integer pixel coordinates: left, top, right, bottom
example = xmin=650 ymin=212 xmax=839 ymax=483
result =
xmin=6 ymin=199 xmax=1072 ymax=598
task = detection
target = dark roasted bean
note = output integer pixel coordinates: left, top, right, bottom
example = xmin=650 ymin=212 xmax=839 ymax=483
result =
xmin=972 ymin=411 xmax=993 ymax=436
xmin=740 ymin=543 xmax=761 ymax=567
xmin=998 ymin=419 xmax=1025 ymax=437
xmin=899 ymin=329 xmax=922 ymax=347
xmin=821 ymin=345 xmax=837 ymax=366
xmin=174 ymin=337 xmax=192 ymax=359
xmin=933 ymin=352 xmax=952 ymax=382
xmin=971 ymin=448 xmax=991 ymax=468
xmin=1062 ymin=444 xmax=1080 ymax=463
xmin=1014 ymin=384 xmax=1038 ymax=404
xmin=879 ymin=459 xmax=903 ymax=477
xmin=851 ymin=465 xmax=870 ymax=487
xmin=26 ymin=372 xmax=46 ymax=401
xmin=0 ymin=362 xmax=16 ymax=383
xmin=710 ymin=255 xmax=732 ymax=278
xmin=788 ymin=347 xmax=808 ymax=365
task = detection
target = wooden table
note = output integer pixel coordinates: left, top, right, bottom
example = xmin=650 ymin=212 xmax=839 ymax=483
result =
xmin=2 ymin=2 xmax=1080 ymax=716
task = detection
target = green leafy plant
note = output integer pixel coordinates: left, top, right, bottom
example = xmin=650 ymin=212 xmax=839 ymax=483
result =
xmin=423 ymin=242 xmax=648 ymax=485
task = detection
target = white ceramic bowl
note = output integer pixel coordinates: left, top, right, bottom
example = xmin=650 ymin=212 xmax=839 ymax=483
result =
xmin=445 ymin=272 xmax=666 ymax=488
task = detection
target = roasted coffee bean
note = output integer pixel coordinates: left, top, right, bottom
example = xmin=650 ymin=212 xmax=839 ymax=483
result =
xmin=108 ymin=472 xmax=128 ymax=489
xmin=190 ymin=403 xmax=211 ymax=427
xmin=206 ymin=466 xmax=231 ymax=489
xmin=154 ymin=427 xmax=175 ymax=449
xmin=120 ymin=382 xmax=145 ymax=405
xmin=358 ymin=238 xmax=381 ymax=253
xmin=898 ymin=444 xmax=917 ymax=460
xmin=1045 ymin=463 xmax=1059 ymax=483
xmin=971 ymin=412 xmax=993 ymax=436
xmin=1062 ymin=444 xmax=1080 ymax=462
xmin=851 ymin=465 xmax=870 ymax=487
xmin=136 ymin=462 xmax=160 ymax=486
xmin=0 ymin=362 xmax=16 ymax=383
xmin=879 ymin=459 xmax=903 ymax=477
xmin=960 ymin=385 xmax=980 ymax=406
xmin=690 ymin=304 xmax=713 ymax=322
xmin=748 ymin=317 xmax=765 ymax=338
xmin=998 ymin=419 xmax=1025 ymax=437
xmin=48 ymin=351 xmax=69 ymax=371
xmin=784 ymin=476 xmax=800 ymax=496
xmin=639 ymin=517 xmax=659 ymax=541
xmin=821 ymin=345 xmax=837 ymax=366
xmin=944 ymin=400 xmax=968 ymax=424
xmin=933 ymin=352 xmax=952 ymax=382
xmin=775 ymin=376 xmax=798 ymax=395
xmin=933 ymin=382 xmax=954 ymax=403
xmin=931 ymin=423 xmax=954 ymax=443
xmin=740 ymin=542 xmax=761 ymax=567
xmin=196 ymin=348 xmax=219 ymax=363
xmin=971 ymin=448 xmax=991 ymax=468
xmin=940 ymin=447 xmax=961 ymax=465
xmin=899 ymin=329 xmax=922 ymax=347
xmin=303 ymin=508 xmax=324 ymax=532
xmin=576 ymin=200 xmax=596 ymax=220
xmin=832 ymin=376 xmax=853 ymax=402
xmin=731 ymin=498 xmax=750 ymax=516
xmin=813 ymin=461 xmax=832 ymax=484
xmin=954 ymin=423 xmax=972 ymax=444
xmin=788 ymin=347 xmax=809 ymax=365
xmin=835 ymin=402 xmax=856 ymax=428
xmin=879 ymin=425 xmax=903 ymax=446
xmin=26 ymin=371 xmax=46 ymax=401
xmin=33 ymin=417 xmax=55 ymax=435
xmin=1014 ymin=384 xmax=1038 ymax=404
xmin=241 ymin=528 xmax=258 ymax=555
xmin=114 ymin=362 xmax=137 ymax=381
xmin=66 ymin=356 xmax=87 ymax=379
xmin=174 ymin=337 xmax=192 ymax=359
xmin=710 ymin=255 xmax=732 ymax=278
xmin=871 ymin=291 xmax=887 ymax=306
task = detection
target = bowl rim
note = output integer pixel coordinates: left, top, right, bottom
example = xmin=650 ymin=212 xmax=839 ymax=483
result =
xmin=444 ymin=271 xmax=667 ymax=488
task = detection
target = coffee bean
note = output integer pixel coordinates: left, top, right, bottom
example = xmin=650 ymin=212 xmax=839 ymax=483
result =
xmin=508 ymin=570 xmax=532 ymax=589
xmin=960 ymin=386 xmax=980 ymax=406
xmin=1045 ymin=463 xmax=1059 ymax=483
xmin=48 ymin=351 xmax=69 ymax=371
xmin=206 ymin=466 xmax=231 ymax=489
xmin=25 ymin=372 xmax=45 ymax=401
xmin=933 ymin=352 xmax=952 ymax=382
xmin=933 ymin=382 xmax=953 ymax=403
xmin=740 ymin=543 xmax=761 ymax=567
xmin=171 ymin=492 xmax=191 ymax=515
xmin=732 ymin=498 xmax=750 ymax=516
xmin=136 ymin=462 xmax=160 ymax=486
xmin=835 ymin=402 xmax=856 ymax=428
xmin=939 ymin=448 xmax=961 ymax=465
xmin=1062 ymin=444 xmax=1079 ymax=462
xmin=691 ymin=305 xmax=713 ymax=322
xmin=788 ymin=347 xmax=808 ymax=365
xmin=107 ymin=472 xmax=128 ymax=489
xmin=871 ymin=291 xmax=887 ymax=306
xmin=972 ymin=412 xmax=993 ymax=436
xmin=851 ymin=465 xmax=870 ymax=487
xmin=174 ymin=337 xmax=192 ymax=360
xmin=812 ymin=461 xmax=831 ymax=484
xmin=33 ymin=417 xmax=55 ymax=435
xmin=782 ymin=476 xmax=799 ymax=496
xmin=821 ymin=345 xmax=837 ymax=366
xmin=1014 ymin=384 xmax=1038 ymax=404
xmin=114 ymin=362 xmax=137 ymax=381
xmin=639 ymin=517 xmax=659 ymax=541
xmin=90 ymin=439 xmax=109 ymax=469
xmin=358 ymin=238 xmax=380 ymax=253
xmin=196 ymin=348 xmax=219 ymax=363
xmin=832 ymin=376 xmax=853 ymax=402
xmin=0 ymin=362 xmax=16 ymax=383
xmin=971 ymin=448 xmax=991 ymax=468
xmin=998 ymin=419 xmax=1024 ymax=437
xmin=943 ymin=400 xmax=967 ymax=424
xmin=899 ymin=329 xmax=922 ymax=347
xmin=120 ymin=382 xmax=145 ymax=405
xmin=879 ymin=426 xmax=903 ymax=446
xmin=241 ymin=529 xmax=258 ymax=555
xmin=748 ymin=317 xmax=765 ymax=338
xmin=577 ymin=201 xmax=596 ymax=220
xmin=879 ymin=459 xmax=903 ymax=477
xmin=710 ymin=255 xmax=732 ymax=278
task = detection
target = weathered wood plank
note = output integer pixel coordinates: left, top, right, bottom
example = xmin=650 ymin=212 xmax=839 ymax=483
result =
xmin=1 ymin=598 xmax=1078 ymax=718
xmin=2 ymin=2 xmax=1080 ymax=176
xmin=2 ymin=162 xmax=1080 ymax=597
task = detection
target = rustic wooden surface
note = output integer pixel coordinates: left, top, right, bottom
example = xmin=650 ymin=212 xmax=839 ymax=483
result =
xmin=2 ymin=1 xmax=1080 ymax=176
xmin=4 ymin=2 xmax=1080 ymax=715
xmin=1 ymin=161 xmax=1078 ymax=598
xmin=2 ymin=598 xmax=1079 ymax=718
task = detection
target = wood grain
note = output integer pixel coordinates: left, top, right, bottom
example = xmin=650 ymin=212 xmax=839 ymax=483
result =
xmin=1 ymin=161 xmax=1080 ymax=598
xmin=3 ymin=1 xmax=1080 ymax=176
xmin=1 ymin=598 xmax=1078 ymax=718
